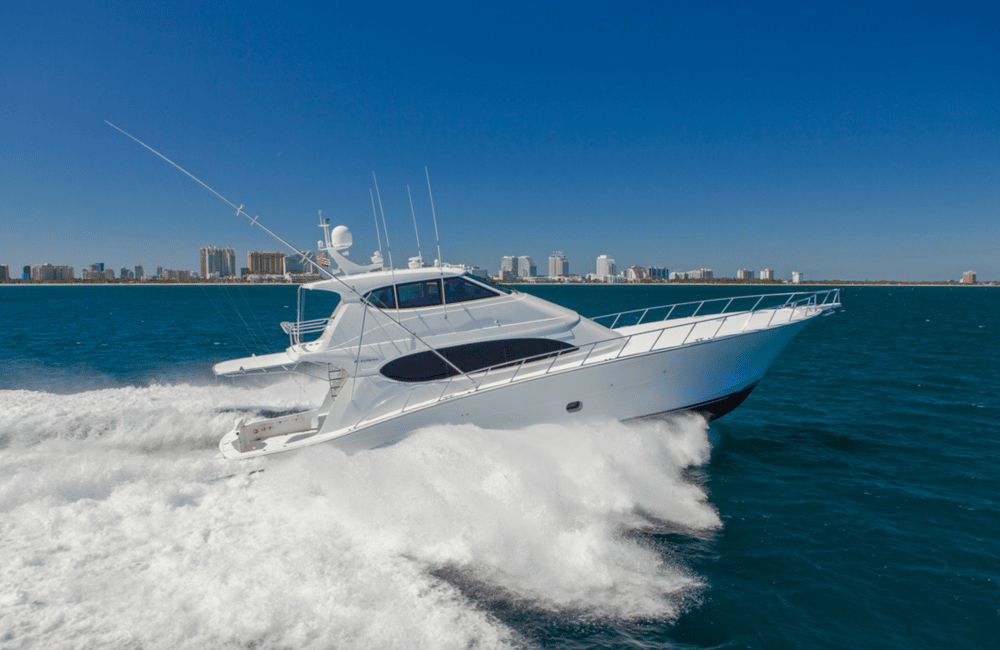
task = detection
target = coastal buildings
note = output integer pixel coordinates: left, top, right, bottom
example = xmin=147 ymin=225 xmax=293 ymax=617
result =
xmin=500 ymin=256 xmax=518 ymax=282
xmin=248 ymin=251 xmax=286 ymax=276
xmin=648 ymin=267 xmax=668 ymax=281
xmin=962 ymin=270 xmax=977 ymax=284
xmin=285 ymin=251 xmax=324 ymax=275
xmin=0 ymin=264 xmax=9 ymax=282
xmin=626 ymin=266 xmax=649 ymax=282
xmin=200 ymin=246 xmax=237 ymax=279
xmin=548 ymin=252 xmax=569 ymax=278
xmin=760 ymin=269 xmax=774 ymax=281
xmin=498 ymin=255 xmax=536 ymax=280
xmin=134 ymin=265 xmax=144 ymax=280
xmin=82 ymin=263 xmax=114 ymax=280
xmin=161 ymin=269 xmax=191 ymax=281
xmin=518 ymin=256 xmax=537 ymax=278
xmin=737 ymin=269 xmax=755 ymax=280
xmin=595 ymin=254 xmax=617 ymax=280
xmin=792 ymin=271 xmax=803 ymax=284
xmin=667 ymin=269 xmax=713 ymax=281
xmin=30 ymin=264 xmax=75 ymax=281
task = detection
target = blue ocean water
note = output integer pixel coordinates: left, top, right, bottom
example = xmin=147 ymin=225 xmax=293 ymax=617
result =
xmin=1 ymin=284 xmax=997 ymax=649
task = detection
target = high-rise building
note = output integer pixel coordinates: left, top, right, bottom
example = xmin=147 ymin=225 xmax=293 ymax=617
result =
xmin=82 ymin=263 xmax=106 ymax=280
xmin=30 ymin=264 xmax=74 ymax=281
xmin=285 ymin=251 xmax=322 ymax=274
xmin=792 ymin=271 xmax=802 ymax=284
xmin=648 ymin=267 xmax=668 ymax=281
xmin=737 ymin=269 xmax=755 ymax=280
xmin=962 ymin=270 xmax=977 ymax=284
xmin=120 ymin=267 xmax=129 ymax=279
xmin=161 ymin=269 xmax=192 ymax=281
xmin=200 ymin=246 xmax=237 ymax=278
xmin=134 ymin=265 xmax=144 ymax=280
xmin=500 ymin=256 xmax=519 ymax=281
xmin=517 ymin=256 xmax=537 ymax=278
xmin=626 ymin=266 xmax=648 ymax=282
xmin=548 ymin=252 xmax=569 ymax=277
xmin=0 ymin=264 xmax=9 ymax=282
xmin=23 ymin=265 xmax=30 ymax=280
xmin=596 ymin=254 xmax=616 ymax=279
xmin=248 ymin=251 xmax=286 ymax=275
xmin=760 ymin=269 xmax=774 ymax=281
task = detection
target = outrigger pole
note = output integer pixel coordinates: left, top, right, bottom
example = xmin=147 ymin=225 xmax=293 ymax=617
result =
xmin=105 ymin=120 xmax=478 ymax=386
xmin=104 ymin=120 xmax=335 ymax=281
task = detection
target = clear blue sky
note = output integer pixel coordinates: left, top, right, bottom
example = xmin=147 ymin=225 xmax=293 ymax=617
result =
xmin=2 ymin=1 xmax=997 ymax=281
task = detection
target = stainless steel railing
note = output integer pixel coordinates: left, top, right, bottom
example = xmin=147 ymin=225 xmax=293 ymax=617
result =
xmin=281 ymin=316 xmax=333 ymax=346
xmin=593 ymin=289 xmax=841 ymax=329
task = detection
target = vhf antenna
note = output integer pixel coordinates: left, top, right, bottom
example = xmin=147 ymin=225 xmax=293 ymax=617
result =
xmin=407 ymin=184 xmax=422 ymax=266
xmin=425 ymin=166 xmax=443 ymax=269
xmin=369 ymin=189 xmax=383 ymax=262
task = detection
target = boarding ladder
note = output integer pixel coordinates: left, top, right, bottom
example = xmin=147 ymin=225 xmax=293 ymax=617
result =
xmin=235 ymin=364 xmax=349 ymax=453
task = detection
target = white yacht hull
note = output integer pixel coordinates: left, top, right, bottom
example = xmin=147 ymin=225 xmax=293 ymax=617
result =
xmin=219 ymin=311 xmax=816 ymax=458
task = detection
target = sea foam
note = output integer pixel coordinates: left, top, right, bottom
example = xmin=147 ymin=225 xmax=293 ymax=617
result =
xmin=0 ymin=380 xmax=718 ymax=649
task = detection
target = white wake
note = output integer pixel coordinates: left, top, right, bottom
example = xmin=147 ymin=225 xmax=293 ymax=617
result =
xmin=0 ymin=378 xmax=719 ymax=649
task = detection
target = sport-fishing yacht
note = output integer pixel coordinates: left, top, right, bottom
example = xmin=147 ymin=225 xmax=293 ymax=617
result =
xmin=215 ymin=221 xmax=840 ymax=459
xmin=97 ymin=123 xmax=840 ymax=460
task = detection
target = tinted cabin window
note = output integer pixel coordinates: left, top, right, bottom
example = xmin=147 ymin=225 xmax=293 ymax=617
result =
xmin=380 ymin=338 xmax=576 ymax=382
xmin=364 ymin=285 xmax=396 ymax=309
xmin=443 ymin=277 xmax=498 ymax=304
xmin=396 ymin=279 xmax=443 ymax=309
xmin=473 ymin=274 xmax=514 ymax=294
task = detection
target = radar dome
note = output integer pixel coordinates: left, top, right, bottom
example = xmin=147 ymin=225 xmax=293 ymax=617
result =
xmin=331 ymin=225 xmax=352 ymax=250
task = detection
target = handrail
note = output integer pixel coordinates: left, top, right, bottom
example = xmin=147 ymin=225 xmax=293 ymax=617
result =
xmin=350 ymin=289 xmax=840 ymax=431
xmin=281 ymin=316 xmax=334 ymax=346
xmin=592 ymin=289 xmax=841 ymax=329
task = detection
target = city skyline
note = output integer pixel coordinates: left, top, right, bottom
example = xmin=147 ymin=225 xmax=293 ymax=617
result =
xmin=0 ymin=244 xmax=986 ymax=284
xmin=2 ymin=3 xmax=997 ymax=282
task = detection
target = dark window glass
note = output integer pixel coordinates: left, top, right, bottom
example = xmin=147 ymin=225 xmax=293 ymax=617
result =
xmin=396 ymin=279 xmax=443 ymax=309
xmin=380 ymin=338 xmax=577 ymax=382
xmin=471 ymin=274 xmax=513 ymax=294
xmin=364 ymin=285 xmax=396 ymax=309
xmin=443 ymin=277 xmax=499 ymax=304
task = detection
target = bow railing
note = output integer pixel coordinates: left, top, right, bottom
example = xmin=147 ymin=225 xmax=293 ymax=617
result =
xmin=593 ymin=289 xmax=841 ymax=329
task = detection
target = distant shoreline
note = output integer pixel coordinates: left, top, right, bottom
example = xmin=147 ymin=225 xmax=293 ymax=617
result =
xmin=2 ymin=281 xmax=995 ymax=288
xmin=505 ymin=282 xmax=997 ymax=288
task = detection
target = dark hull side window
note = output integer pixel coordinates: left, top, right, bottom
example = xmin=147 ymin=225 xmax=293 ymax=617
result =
xmin=380 ymin=338 xmax=577 ymax=382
